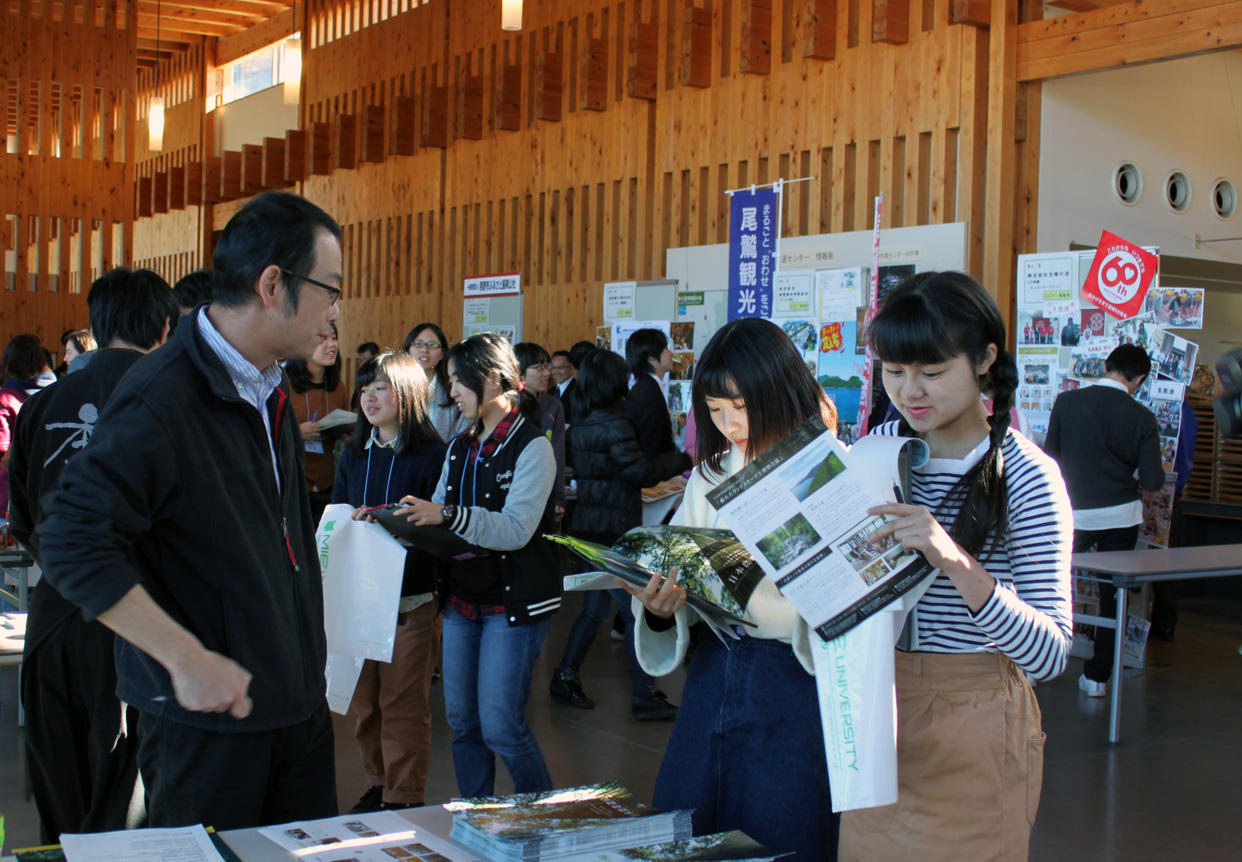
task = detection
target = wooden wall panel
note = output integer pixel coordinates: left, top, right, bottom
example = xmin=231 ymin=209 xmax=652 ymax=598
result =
xmin=2 ymin=0 xmax=140 ymax=345
xmin=12 ymin=0 xmax=1042 ymax=358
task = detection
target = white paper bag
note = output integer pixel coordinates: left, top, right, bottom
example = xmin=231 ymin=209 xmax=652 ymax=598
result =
xmin=316 ymin=503 xmax=407 ymax=662
xmin=813 ymin=610 xmax=901 ymax=812
xmin=325 ymin=652 xmax=365 ymax=715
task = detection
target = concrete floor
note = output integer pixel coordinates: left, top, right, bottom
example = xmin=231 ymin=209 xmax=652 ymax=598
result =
xmin=1 ymin=594 xmax=1240 ymax=859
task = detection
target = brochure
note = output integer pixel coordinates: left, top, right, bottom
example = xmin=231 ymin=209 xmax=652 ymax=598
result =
xmin=256 ymin=811 xmax=454 ymax=861
xmin=550 ymin=529 xmax=757 ymax=640
xmin=315 ymin=408 xmax=359 ymax=432
xmin=446 ymin=782 xmax=693 ymax=862
xmin=705 ymin=416 xmax=933 ymax=642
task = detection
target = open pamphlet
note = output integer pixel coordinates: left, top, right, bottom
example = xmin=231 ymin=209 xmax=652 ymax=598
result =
xmin=314 ymin=408 xmax=358 ymax=432
xmin=705 ymin=416 xmax=933 ymax=642
xmin=445 ymin=782 xmax=692 ymax=861
xmin=257 ymin=810 xmax=451 ymax=861
xmin=550 ymin=529 xmax=758 ymax=640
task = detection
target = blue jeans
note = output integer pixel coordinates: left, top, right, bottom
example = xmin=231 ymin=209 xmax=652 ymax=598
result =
xmin=554 ymin=588 xmax=655 ymax=697
xmin=654 ymin=634 xmax=838 ymax=861
xmin=441 ymin=606 xmax=553 ymax=797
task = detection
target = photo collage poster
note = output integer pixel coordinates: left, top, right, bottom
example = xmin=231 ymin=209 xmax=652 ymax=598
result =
xmin=1015 ymin=250 xmax=1202 ymax=548
xmin=765 ymin=267 xmax=872 ymax=445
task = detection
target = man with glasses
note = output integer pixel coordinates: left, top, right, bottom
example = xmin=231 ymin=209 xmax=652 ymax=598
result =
xmin=38 ymin=192 xmax=343 ymax=830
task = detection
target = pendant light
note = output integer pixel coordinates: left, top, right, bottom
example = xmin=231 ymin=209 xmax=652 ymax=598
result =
xmin=284 ymin=0 xmax=302 ymax=105
xmin=148 ymin=0 xmax=164 ymax=151
xmin=501 ymin=0 xmax=522 ymax=31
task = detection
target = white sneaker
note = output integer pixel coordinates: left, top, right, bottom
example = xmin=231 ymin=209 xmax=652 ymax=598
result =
xmin=1078 ymin=673 xmax=1107 ymax=698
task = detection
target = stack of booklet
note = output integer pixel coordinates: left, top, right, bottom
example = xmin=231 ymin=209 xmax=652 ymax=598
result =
xmin=446 ymin=783 xmax=692 ymax=861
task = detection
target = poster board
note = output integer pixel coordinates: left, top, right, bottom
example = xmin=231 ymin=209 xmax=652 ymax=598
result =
xmin=462 ymin=293 xmax=524 ymax=342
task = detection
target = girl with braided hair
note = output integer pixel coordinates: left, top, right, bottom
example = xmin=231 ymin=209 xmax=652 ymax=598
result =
xmin=840 ymin=271 xmax=1073 ymax=861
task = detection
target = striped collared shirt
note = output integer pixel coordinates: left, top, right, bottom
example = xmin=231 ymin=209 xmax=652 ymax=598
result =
xmin=196 ymin=307 xmax=284 ymax=489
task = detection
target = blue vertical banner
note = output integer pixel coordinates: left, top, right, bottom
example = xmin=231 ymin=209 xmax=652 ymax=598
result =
xmin=727 ymin=185 xmax=781 ymax=320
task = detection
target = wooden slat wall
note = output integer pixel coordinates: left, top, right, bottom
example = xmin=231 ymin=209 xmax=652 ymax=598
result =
xmin=286 ymin=0 xmax=1037 ymax=357
xmin=11 ymin=0 xmax=1041 ymax=358
xmin=1 ymin=0 xmax=139 ymax=347
xmin=131 ymin=43 xmax=207 ymax=282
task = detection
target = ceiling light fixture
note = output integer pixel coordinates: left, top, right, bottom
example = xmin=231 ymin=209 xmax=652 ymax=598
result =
xmin=502 ymin=0 xmax=522 ymax=31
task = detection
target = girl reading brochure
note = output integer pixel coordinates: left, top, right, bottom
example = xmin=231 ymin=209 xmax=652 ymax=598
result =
xmin=625 ymin=317 xmax=840 ymax=861
xmin=840 ymin=271 xmax=1073 ymax=860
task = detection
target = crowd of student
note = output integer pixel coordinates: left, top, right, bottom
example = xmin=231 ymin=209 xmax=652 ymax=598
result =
xmin=3 ymin=190 xmax=1180 ymax=861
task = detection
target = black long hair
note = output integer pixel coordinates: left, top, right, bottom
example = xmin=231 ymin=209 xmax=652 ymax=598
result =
xmin=286 ymin=322 xmax=341 ymax=392
xmin=867 ymin=270 xmax=1017 ymax=558
xmin=351 ymin=351 xmax=442 ymax=455
xmin=403 ymin=322 xmax=453 ymax=408
xmin=693 ymin=317 xmax=837 ymax=474
xmin=576 ymin=348 xmax=630 ymax=414
xmin=445 ymin=333 xmax=541 ymax=429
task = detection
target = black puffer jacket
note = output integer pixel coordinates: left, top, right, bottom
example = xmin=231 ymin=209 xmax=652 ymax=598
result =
xmin=568 ymin=408 xmax=690 ymax=543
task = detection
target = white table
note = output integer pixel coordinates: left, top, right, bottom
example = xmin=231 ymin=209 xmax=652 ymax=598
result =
xmin=1071 ymin=543 xmax=1242 ymax=743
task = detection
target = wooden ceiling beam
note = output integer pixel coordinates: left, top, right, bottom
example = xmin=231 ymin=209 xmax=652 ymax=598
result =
xmin=1018 ymin=0 xmax=1242 ymax=80
xmin=137 ymin=12 xmax=241 ymax=37
xmin=137 ymin=1 xmax=269 ymax=30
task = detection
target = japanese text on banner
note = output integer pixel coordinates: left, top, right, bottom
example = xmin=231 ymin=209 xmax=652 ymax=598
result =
xmin=728 ymin=187 xmax=781 ymax=320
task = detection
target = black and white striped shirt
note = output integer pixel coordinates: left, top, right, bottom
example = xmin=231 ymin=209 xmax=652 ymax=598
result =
xmin=873 ymin=421 xmax=1074 ymax=680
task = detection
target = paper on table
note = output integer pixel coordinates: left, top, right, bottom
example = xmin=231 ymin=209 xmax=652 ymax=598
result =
xmin=61 ymin=825 xmax=224 ymax=862
xmin=317 ymin=504 xmax=407 ymax=662
xmin=256 ymin=811 xmax=458 ymax=861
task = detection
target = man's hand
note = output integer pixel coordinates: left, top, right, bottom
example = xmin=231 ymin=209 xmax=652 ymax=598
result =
xmin=168 ymin=648 xmax=253 ymax=718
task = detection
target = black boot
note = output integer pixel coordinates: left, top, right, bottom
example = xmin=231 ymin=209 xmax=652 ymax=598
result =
xmin=549 ymin=669 xmax=595 ymax=709
xmin=632 ymin=689 xmax=677 ymax=721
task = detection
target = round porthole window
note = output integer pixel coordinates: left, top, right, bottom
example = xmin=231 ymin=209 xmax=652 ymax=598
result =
xmin=1211 ymin=178 xmax=1236 ymax=219
xmin=1165 ymin=171 xmax=1191 ymax=213
xmin=1112 ymin=162 xmax=1142 ymax=205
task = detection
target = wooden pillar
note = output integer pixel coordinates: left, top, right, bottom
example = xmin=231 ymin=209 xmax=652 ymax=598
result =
xmin=983 ymin=0 xmax=1018 ymax=314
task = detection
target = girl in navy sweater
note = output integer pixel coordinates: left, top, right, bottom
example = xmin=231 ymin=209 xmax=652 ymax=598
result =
xmin=332 ymin=351 xmax=446 ymax=813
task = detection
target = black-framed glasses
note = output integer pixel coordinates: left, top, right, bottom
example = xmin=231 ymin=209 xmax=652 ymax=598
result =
xmin=280 ymin=268 xmax=342 ymax=305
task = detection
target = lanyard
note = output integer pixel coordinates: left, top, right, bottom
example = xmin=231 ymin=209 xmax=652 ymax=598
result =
xmin=363 ymin=443 xmax=397 ymax=505
xmin=304 ymin=388 xmax=329 ymax=422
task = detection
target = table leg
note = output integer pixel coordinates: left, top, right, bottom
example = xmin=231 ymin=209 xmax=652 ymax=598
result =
xmin=1108 ymin=582 xmax=1127 ymax=743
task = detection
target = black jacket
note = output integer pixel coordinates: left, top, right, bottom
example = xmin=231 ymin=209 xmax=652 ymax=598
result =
xmin=440 ymin=412 xmax=561 ymax=625
xmin=1044 ymin=382 xmax=1164 ymax=510
xmin=37 ymin=317 xmax=328 ymax=733
xmin=569 ymin=409 xmax=689 ymax=543
xmin=624 ymin=374 xmax=677 ymax=461
xmin=8 ymin=349 xmax=145 ymax=655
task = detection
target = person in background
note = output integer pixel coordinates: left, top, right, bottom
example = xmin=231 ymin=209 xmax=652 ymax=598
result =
xmin=357 ymin=341 xmax=380 ymax=367
xmin=287 ymin=320 xmax=351 ymax=518
xmin=514 ymin=342 xmax=567 ymax=521
xmin=59 ymin=330 xmax=97 ymax=375
xmin=551 ymin=348 xmax=689 ymax=720
xmin=8 ymin=267 xmax=177 ymax=842
xmin=1045 ymin=343 xmax=1163 ymax=697
xmin=623 ymin=328 xmax=678 ymax=462
xmin=36 ymin=190 xmax=344 ymax=830
xmin=404 ymin=322 xmax=470 ymax=444
xmin=172 ymin=269 xmax=215 ymax=316
xmin=333 ymin=352 xmax=446 ymax=814
xmin=550 ymin=349 xmax=578 ymax=422
xmin=625 ymin=318 xmax=840 ymax=861
xmin=395 ymin=333 xmax=559 ymax=798
xmin=841 ymin=271 xmax=1073 ymax=861
xmin=2 ymin=333 xmax=57 ymax=515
